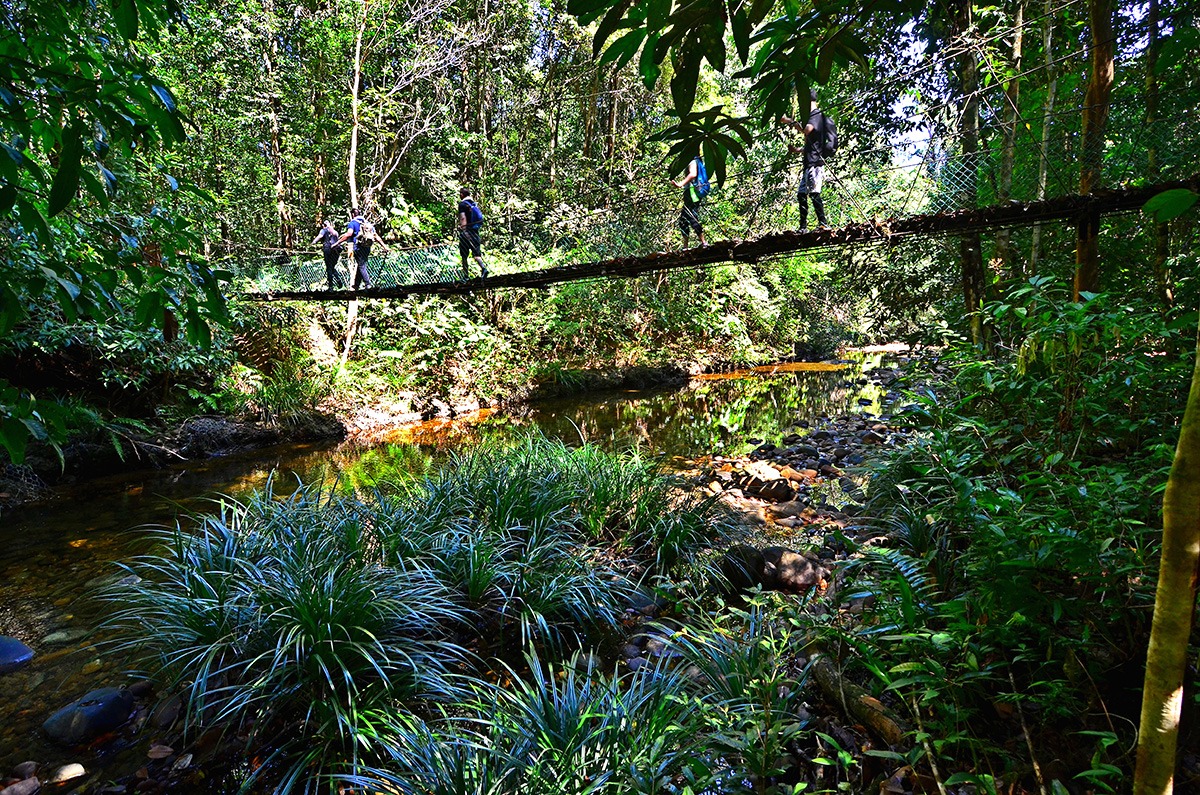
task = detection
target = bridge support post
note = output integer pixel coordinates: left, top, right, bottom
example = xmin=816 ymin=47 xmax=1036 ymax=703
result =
xmin=1073 ymin=203 xmax=1101 ymax=300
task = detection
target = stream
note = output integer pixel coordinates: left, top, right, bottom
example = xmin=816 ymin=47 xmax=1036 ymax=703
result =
xmin=0 ymin=354 xmax=893 ymax=786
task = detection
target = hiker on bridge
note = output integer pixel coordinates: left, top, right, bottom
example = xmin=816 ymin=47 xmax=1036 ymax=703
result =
xmin=337 ymin=208 xmax=388 ymax=290
xmin=779 ymin=88 xmax=835 ymax=230
xmin=670 ymin=154 xmax=709 ymax=249
xmin=312 ymin=219 xmax=344 ymax=290
xmin=457 ymin=188 xmax=489 ymax=281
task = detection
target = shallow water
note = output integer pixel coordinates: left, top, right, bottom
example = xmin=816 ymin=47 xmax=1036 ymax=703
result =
xmin=0 ymin=355 xmax=889 ymax=782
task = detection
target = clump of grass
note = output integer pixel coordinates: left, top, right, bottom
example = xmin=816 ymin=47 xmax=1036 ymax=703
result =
xmin=102 ymin=434 xmax=736 ymax=791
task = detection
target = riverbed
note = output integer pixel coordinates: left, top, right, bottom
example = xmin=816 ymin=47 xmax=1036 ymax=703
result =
xmin=0 ymin=353 xmax=893 ymax=785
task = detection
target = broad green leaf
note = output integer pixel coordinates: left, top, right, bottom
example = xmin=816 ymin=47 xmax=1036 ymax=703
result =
xmin=48 ymin=123 xmax=85 ymax=216
xmin=114 ymin=0 xmax=139 ymax=40
xmin=1143 ymin=188 xmax=1198 ymax=222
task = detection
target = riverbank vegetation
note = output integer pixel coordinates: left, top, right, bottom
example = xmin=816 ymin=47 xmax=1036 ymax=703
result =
xmin=5 ymin=0 xmax=1200 ymax=791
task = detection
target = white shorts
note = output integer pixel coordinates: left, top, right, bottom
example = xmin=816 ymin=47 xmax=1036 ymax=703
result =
xmin=798 ymin=164 xmax=825 ymax=194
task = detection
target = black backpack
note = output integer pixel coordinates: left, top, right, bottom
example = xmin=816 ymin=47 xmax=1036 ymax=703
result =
xmin=820 ymin=113 xmax=838 ymax=160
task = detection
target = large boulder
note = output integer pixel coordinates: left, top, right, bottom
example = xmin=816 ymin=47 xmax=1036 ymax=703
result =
xmin=42 ymin=687 xmax=134 ymax=746
xmin=0 ymin=636 xmax=34 ymax=673
xmin=718 ymin=545 xmax=829 ymax=596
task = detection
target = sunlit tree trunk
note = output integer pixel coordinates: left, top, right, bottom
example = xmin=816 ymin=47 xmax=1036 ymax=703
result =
xmin=348 ymin=1 xmax=366 ymax=209
xmin=263 ymin=0 xmax=293 ymax=249
xmin=1073 ymin=0 xmax=1114 ymax=300
xmin=1134 ymin=317 xmax=1200 ymax=795
xmin=1146 ymin=0 xmax=1172 ymax=309
xmin=1029 ymin=0 xmax=1058 ymax=272
xmin=995 ymin=0 xmax=1024 ymax=280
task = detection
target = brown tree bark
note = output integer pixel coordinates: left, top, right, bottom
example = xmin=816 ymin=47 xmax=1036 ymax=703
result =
xmin=1134 ymin=316 xmax=1200 ymax=795
xmin=1146 ymin=0 xmax=1172 ymax=309
xmin=955 ymin=0 xmax=987 ymax=345
xmin=995 ymin=0 xmax=1024 ymax=280
xmin=1029 ymin=0 xmax=1058 ymax=272
xmin=348 ymin=1 xmax=366 ymax=209
xmin=1073 ymin=0 xmax=1115 ymax=300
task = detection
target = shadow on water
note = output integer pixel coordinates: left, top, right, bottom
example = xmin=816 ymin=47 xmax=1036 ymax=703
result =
xmin=0 ymin=354 xmax=888 ymax=777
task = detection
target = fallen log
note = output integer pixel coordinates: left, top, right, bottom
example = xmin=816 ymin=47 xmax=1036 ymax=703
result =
xmin=811 ymin=653 xmax=911 ymax=748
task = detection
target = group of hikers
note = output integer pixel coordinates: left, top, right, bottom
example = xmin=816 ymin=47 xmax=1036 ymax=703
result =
xmin=671 ymin=89 xmax=836 ymax=248
xmin=312 ymin=187 xmax=487 ymax=291
xmin=312 ymin=93 xmax=834 ymax=289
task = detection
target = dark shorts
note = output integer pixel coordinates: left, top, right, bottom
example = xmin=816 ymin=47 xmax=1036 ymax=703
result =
xmin=678 ymin=189 xmax=703 ymax=235
xmin=459 ymin=225 xmax=482 ymax=258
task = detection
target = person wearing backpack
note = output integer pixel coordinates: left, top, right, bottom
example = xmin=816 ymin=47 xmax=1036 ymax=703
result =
xmin=337 ymin=207 xmax=389 ymax=289
xmin=312 ymin=219 xmax=345 ymax=290
xmin=457 ymin=187 xmax=488 ymax=280
xmin=779 ymin=88 xmax=837 ymax=230
xmin=670 ymin=154 xmax=709 ymax=249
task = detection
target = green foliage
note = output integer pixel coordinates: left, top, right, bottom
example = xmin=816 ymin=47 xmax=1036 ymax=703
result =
xmin=0 ymin=0 xmax=229 ymax=463
xmin=829 ymin=281 xmax=1189 ymax=786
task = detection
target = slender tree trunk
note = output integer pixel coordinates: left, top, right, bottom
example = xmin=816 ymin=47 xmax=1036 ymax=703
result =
xmin=1134 ymin=316 xmax=1200 ymax=795
xmin=1146 ymin=0 xmax=1173 ymax=308
xmin=1073 ymin=0 xmax=1115 ymax=300
xmin=348 ymin=2 xmax=366 ymax=209
xmin=956 ymin=0 xmax=987 ymax=345
xmin=263 ymin=0 xmax=293 ymax=249
xmin=995 ymin=0 xmax=1024 ymax=280
xmin=1029 ymin=0 xmax=1058 ymax=272
xmin=604 ymin=70 xmax=619 ymax=192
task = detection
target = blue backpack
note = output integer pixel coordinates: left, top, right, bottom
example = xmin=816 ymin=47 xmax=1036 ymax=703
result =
xmin=694 ymin=157 xmax=711 ymax=198
xmin=463 ymin=199 xmax=484 ymax=226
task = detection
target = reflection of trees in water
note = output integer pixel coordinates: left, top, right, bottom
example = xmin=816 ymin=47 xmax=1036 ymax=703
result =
xmin=510 ymin=367 xmax=879 ymax=459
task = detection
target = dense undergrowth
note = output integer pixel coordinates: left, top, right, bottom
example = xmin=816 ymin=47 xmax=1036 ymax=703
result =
xmin=832 ymin=279 xmax=1197 ymax=792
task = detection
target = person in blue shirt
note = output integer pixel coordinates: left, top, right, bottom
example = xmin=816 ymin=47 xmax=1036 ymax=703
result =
xmin=457 ymin=188 xmax=488 ymax=280
xmin=311 ymin=220 xmax=344 ymax=290
xmin=670 ymin=156 xmax=708 ymax=249
xmin=336 ymin=207 xmax=388 ymax=289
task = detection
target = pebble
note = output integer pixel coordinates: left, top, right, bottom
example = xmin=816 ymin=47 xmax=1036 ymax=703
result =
xmin=10 ymin=764 xmax=36 ymax=781
xmin=0 ymin=778 xmax=40 ymax=795
xmin=0 ymin=637 xmax=35 ymax=674
xmin=41 ymin=628 xmax=89 ymax=646
xmin=49 ymin=763 xmax=86 ymax=783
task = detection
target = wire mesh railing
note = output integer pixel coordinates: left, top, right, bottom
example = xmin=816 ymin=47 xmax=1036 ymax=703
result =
xmin=234 ymin=89 xmax=1200 ymax=297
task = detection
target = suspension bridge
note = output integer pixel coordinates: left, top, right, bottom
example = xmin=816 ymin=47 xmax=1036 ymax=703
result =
xmin=236 ymin=65 xmax=1199 ymax=302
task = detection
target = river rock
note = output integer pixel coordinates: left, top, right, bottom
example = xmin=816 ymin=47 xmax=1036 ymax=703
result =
xmin=718 ymin=545 xmax=829 ymax=595
xmin=43 ymin=687 xmax=135 ymax=745
xmin=10 ymin=764 xmax=36 ymax=780
xmin=49 ymin=764 xmax=86 ymax=783
xmin=756 ymin=479 xmax=795 ymax=502
xmin=0 ymin=778 xmax=40 ymax=795
xmin=40 ymin=628 xmax=88 ymax=646
xmin=0 ymin=637 xmax=34 ymax=673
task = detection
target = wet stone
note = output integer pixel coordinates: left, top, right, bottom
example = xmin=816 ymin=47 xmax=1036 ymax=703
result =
xmin=10 ymin=764 xmax=36 ymax=781
xmin=49 ymin=764 xmax=86 ymax=783
xmin=43 ymin=687 xmax=135 ymax=745
xmin=0 ymin=778 xmax=40 ymax=795
xmin=0 ymin=637 xmax=35 ymax=674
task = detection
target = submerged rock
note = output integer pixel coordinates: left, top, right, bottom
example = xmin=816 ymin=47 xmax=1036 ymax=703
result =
xmin=42 ymin=687 xmax=134 ymax=746
xmin=0 ymin=636 xmax=34 ymax=673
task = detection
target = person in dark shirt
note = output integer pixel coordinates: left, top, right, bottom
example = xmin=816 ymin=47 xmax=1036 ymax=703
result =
xmin=312 ymin=220 xmax=344 ymax=290
xmin=670 ymin=155 xmax=708 ymax=249
xmin=457 ymin=188 xmax=488 ymax=280
xmin=779 ymin=88 xmax=830 ymax=229
xmin=336 ymin=207 xmax=388 ymax=289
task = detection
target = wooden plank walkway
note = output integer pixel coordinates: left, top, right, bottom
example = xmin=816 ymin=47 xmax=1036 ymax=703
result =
xmin=241 ymin=176 xmax=1198 ymax=302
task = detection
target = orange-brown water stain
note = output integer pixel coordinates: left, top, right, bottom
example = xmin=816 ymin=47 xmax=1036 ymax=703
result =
xmin=694 ymin=361 xmax=849 ymax=381
xmin=375 ymin=408 xmax=499 ymax=447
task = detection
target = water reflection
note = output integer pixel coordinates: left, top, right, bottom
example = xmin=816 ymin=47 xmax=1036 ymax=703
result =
xmin=0 ymin=356 xmax=886 ymax=774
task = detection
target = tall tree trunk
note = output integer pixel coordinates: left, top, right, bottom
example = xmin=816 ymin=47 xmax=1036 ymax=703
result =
xmin=995 ymin=0 xmax=1024 ymax=280
xmin=1133 ymin=315 xmax=1200 ymax=795
xmin=604 ymin=70 xmax=619 ymax=192
xmin=956 ymin=0 xmax=987 ymax=345
xmin=1073 ymin=0 xmax=1115 ymax=300
xmin=348 ymin=2 xmax=366 ymax=209
xmin=263 ymin=0 xmax=293 ymax=249
xmin=1029 ymin=0 xmax=1058 ymax=272
xmin=1146 ymin=0 xmax=1172 ymax=308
